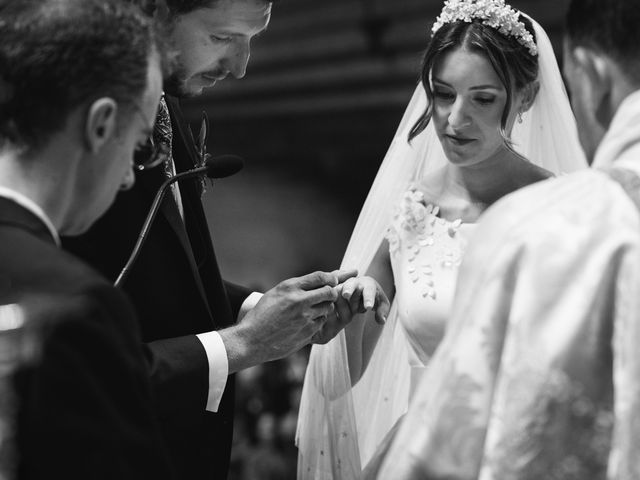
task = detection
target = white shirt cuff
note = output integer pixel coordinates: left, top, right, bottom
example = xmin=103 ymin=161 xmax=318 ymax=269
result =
xmin=195 ymin=331 xmax=228 ymax=412
xmin=238 ymin=291 xmax=263 ymax=320
xmin=195 ymin=292 xmax=262 ymax=412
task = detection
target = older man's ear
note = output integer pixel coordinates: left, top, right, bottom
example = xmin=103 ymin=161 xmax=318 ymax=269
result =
xmin=85 ymin=98 xmax=118 ymax=153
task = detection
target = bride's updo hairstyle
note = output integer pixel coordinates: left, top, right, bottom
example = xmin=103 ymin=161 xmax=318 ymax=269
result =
xmin=409 ymin=14 xmax=538 ymax=143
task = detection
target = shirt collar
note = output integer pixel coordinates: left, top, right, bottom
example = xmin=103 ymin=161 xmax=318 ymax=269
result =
xmin=0 ymin=186 xmax=60 ymax=247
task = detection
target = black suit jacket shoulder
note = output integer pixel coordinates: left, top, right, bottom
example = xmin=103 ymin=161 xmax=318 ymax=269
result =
xmin=0 ymin=198 xmax=171 ymax=479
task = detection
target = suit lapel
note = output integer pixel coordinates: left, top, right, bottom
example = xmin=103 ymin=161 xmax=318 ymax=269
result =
xmin=164 ymin=96 xmax=215 ymax=257
xmin=135 ymin=165 xmax=193 ymax=253
xmin=0 ymin=197 xmax=58 ymax=246
xmin=166 ymin=96 xmax=200 ymax=173
xmin=165 ymin=97 xmax=237 ymax=327
xmin=138 ymin=96 xmax=215 ymax=322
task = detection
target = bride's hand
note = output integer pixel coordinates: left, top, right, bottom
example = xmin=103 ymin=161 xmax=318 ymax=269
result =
xmin=310 ymin=275 xmax=390 ymax=344
xmin=340 ymin=276 xmax=390 ymax=325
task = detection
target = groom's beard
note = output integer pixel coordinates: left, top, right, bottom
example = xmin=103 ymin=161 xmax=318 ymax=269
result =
xmin=163 ymin=67 xmax=197 ymax=99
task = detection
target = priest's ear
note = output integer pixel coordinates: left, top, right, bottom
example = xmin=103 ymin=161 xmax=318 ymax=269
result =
xmin=84 ymin=98 xmax=118 ymax=153
xmin=563 ymin=42 xmax=616 ymax=128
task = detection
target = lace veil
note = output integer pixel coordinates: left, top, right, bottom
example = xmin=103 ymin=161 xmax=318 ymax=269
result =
xmin=296 ymin=17 xmax=587 ymax=479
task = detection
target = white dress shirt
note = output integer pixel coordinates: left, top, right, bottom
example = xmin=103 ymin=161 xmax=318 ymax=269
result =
xmin=196 ymin=291 xmax=263 ymax=412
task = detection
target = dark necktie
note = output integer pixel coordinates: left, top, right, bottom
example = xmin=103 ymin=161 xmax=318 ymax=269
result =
xmin=154 ymin=96 xmax=183 ymax=218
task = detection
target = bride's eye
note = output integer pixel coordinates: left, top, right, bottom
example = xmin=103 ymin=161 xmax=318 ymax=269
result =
xmin=434 ymin=90 xmax=454 ymax=101
xmin=475 ymin=96 xmax=496 ymax=105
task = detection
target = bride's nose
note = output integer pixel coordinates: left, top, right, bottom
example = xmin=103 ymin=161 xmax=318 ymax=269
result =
xmin=448 ymin=98 xmax=472 ymax=129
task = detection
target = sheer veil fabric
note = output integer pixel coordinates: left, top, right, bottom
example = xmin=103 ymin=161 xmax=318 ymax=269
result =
xmin=296 ymin=18 xmax=587 ymax=479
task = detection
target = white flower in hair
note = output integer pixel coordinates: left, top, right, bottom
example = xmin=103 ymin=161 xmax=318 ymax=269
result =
xmin=432 ymin=0 xmax=538 ymax=56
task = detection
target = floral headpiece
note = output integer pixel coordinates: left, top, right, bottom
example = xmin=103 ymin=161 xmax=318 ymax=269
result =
xmin=431 ymin=0 xmax=538 ymax=56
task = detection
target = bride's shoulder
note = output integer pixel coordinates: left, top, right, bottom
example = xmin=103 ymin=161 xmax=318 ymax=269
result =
xmin=514 ymin=159 xmax=555 ymax=189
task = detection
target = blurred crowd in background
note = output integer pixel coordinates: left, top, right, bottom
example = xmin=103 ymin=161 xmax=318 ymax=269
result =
xmin=229 ymin=349 xmax=308 ymax=480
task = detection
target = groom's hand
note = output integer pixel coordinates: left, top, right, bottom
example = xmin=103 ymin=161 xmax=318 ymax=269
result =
xmin=220 ymin=269 xmax=357 ymax=372
xmin=310 ymin=295 xmax=354 ymax=345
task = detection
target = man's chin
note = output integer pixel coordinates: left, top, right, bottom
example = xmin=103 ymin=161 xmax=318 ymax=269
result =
xmin=178 ymin=87 xmax=203 ymax=99
xmin=163 ymin=74 xmax=196 ymax=99
xmin=164 ymin=74 xmax=216 ymax=99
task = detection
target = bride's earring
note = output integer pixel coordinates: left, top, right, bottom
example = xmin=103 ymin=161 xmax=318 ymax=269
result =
xmin=517 ymin=112 xmax=523 ymax=124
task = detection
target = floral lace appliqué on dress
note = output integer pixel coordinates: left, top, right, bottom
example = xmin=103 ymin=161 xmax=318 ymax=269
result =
xmin=385 ymin=185 xmax=476 ymax=370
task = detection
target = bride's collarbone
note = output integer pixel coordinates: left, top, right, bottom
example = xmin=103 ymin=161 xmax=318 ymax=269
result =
xmin=441 ymin=203 xmax=485 ymax=223
xmin=421 ymin=193 xmax=485 ymax=223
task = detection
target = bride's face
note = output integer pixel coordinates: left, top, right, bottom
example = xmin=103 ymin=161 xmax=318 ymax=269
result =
xmin=431 ymin=47 xmax=523 ymax=167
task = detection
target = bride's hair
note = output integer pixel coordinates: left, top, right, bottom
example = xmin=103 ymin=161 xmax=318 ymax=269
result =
xmin=409 ymin=15 xmax=538 ymax=143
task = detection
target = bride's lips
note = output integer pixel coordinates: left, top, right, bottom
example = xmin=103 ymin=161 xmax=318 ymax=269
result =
xmin=445 ymin=134 xmax=475 ymax=146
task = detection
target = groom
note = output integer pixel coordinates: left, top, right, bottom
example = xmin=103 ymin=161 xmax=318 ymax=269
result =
xmin=63 ymin=0 xmax=381 ymax=478
xmin=376 ymin=0 xmax=640 ymax=477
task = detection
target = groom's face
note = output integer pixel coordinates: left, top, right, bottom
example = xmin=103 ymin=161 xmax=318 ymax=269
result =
xmin=164 ymin=0 xmax=271 ymax=98
xmin=562 ymin=39 xmax=607 ymax=164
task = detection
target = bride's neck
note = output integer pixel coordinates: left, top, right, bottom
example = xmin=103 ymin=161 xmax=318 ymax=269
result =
xmin=446 ymin=148 xmax=523 ymax=205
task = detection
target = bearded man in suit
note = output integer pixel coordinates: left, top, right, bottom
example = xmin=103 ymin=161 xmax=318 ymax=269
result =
xmin=63 ymin=0 xmax=386 ymax=478
xmin=0 ymin=0 xmax=172 ymax=478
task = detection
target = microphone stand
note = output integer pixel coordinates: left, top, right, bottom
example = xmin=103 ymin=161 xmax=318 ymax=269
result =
xmin=114 ymin=165 xmax=208 ymax=288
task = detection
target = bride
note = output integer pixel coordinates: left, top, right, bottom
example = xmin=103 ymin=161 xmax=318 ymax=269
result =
xmin=296 ymin=0 xmax=587 ymax=478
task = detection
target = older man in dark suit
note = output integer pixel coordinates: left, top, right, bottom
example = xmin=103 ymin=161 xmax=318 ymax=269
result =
xmin=0 ymin=1 xmax=172 ymax=477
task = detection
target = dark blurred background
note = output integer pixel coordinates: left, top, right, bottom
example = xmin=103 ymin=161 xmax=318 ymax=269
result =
xmin=181 ymin=1 xmax=570 ymax=477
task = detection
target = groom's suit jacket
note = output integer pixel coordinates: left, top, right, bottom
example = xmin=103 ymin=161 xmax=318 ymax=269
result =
xmin=0 ymin=197 xmax=170 ymax=479
xmin=63 ymin=95 xmax=249 ymax=479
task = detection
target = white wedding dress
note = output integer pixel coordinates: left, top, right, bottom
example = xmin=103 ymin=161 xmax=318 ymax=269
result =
xmin=385 ymin=184 xmax=476 ymax=398
xmin=297 ymin=17 xmax=588 ymax=480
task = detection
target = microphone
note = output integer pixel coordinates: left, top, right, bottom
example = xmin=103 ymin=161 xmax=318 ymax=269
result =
xmin=201 ymin=154 xmax=244 ymax=179
xmin=114 ymin=154 xmax=244 ymax=288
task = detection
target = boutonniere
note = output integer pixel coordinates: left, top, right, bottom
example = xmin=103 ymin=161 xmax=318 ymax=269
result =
xmin=188 ymin=111 xmax=212 ymax=197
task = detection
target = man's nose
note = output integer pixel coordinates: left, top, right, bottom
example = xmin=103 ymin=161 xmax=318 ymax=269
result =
xmin=225 ymin=42 xmax=250 ymax=79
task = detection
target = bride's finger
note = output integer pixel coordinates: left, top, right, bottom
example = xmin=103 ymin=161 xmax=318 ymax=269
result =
xmin=349 ymin=286 xmax=363 ymax=313
xmin=362 ymin=281 xmax=377 ymax=310
xmin=374 ymin=289 xmax=390 ymax=325
xmin=341 ymin=278 xmax=358 ymax=299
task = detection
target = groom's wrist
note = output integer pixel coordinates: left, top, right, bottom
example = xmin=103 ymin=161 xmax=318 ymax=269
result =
xmin=218 ymin=324 xmax=255 ymax=374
